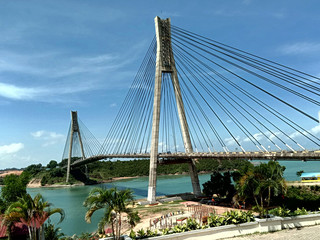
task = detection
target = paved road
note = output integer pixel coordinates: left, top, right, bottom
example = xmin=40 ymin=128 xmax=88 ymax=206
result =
xmin=223 ymin=225 xmax=320 ymax=240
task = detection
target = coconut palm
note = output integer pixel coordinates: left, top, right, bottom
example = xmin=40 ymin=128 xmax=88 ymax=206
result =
xmin=1 ymin=205 xmax=21 ymax=240
xmin=5 ymin=193 xmax=65 ymax=240
xmin=84 ymin=187 xmax=140 ymax=240
xmin=44 ymin=221 xmax=64 ymax=240
xmin=236 ymin=161 xmax=286 ymax=216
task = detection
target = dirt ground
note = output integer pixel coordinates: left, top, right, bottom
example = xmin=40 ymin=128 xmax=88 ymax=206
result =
xmin=0 ymin=170 xmax=23 ymax=177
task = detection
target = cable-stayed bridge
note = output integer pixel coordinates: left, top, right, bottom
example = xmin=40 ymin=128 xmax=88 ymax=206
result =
xmin=62 ymin=17 xmax=320 ymax=202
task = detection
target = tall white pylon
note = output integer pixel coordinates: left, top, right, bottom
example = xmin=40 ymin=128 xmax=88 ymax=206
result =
xmin=66 ymin=111 xmax=86 ymax=183
xmin=147 ymin=17 xmax=201 ymax=203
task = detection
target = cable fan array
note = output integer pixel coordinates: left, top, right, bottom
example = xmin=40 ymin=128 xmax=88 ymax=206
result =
xmin=64 ymin=25 xmax=320 ymax=159
xmin=62 ymin=118 xmax=101 ymax=161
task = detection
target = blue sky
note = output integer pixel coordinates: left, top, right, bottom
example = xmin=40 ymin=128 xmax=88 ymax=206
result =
xmin=0 ymin=0 xmax=320 ymax=169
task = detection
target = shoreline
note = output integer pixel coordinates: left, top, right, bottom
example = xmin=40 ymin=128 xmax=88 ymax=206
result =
xmin=25 ymin=172 xmax=194 ymax=188
xmin=3 ymin=171 xmax=315 ymax=189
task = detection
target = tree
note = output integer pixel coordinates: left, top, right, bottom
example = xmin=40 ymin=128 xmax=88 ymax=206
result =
xmin=235 ymin=161 xmax=286 ymax=216
xmin=1 ymin=172 xmax=30 ymax=205
xmin=296 ymin=170 xmax=304 ymax=177
xmin=44 ymin=220 xmax=64 ymax=240
xmin=202 ymin=171 xmax=235 ymax=199
xmin=83 ymin=187 xmax=140 ymax=240
xmin=46 ymin=160 xmax=58 ymax=169
xmin=24 ymin=164 xmax=43 ymax=176
xmin=4 ymin=193 xmax=65 ymax=240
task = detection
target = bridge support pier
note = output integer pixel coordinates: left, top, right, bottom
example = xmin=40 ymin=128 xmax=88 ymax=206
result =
xmin=147 ymin=16 xmax=201 ymax=203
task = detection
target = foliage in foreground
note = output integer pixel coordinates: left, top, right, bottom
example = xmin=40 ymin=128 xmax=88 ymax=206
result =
xmin=0 ymin=172 xmax=30 ymax=211
xmin=235 ymin=161 xmax=287 ymax=216
xmin=129 ymin=210 xmax=255 ymax=239
xmin=202 ymin=171 xmax=235 ymax=200
xmin=268 ymin=206 xmax=308 ymax=217
xmin=83 ymin=187 xmax=140 ymax=240
xmin=284 ymin=186 xmax=320 ymax=211
xmin=3 ymin=193 xmax=65 ymax=240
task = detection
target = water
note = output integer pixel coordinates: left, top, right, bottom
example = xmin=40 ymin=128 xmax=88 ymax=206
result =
xmin=4 ymin=160 xmax=320 ymax=235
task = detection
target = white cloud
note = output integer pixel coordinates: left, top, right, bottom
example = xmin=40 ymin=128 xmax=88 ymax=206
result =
xmin=225 ymin=136 xmax=241 ymax=146
xmin=289 ymin=125 xmax=320 ymax=139
xmin=279 ymin=42 xmax=320 ymax=55
xmin=110 ymin=103 xmax=117 ymax=107
xmin=0 ymin=143 xmax=24 ymax=155
xmin=310 ymin=125 xmax=320 ymax=135
xmin=31 ymin=130 xmax=64 ymax=147
xmin=269 ymin=131 xmax=281 ymax=141
xmin=243 ymin=132 xmax=264 ymax=143
xmin=0 ymin=82 xmax=46 ymax=100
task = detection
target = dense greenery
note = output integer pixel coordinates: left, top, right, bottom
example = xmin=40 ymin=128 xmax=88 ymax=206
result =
xmin=20 ymin=158 xmax=251 ymax=186
xmin=4 ymin=193 xmax=65 ymax=240
xmin=283 ymin=186 xmax=320 ymax=211
xmin=234 ymin=161 xmax=286 ymax=216
xmin=83 ymin=187 xmax=140 ymax=240
xmin=0 ymin=172 xmax=30 ymax=212
xmin=202 ymin=171 xmax=235 ymax=200
xmin=129 ymin=210 xmax=255 ymax=239
xmin=87 ymin=158 xmax=251 ymax=181
xmin=0 ymin=173 xmax=65 ymax=240
xmin=268 ymin=206 xmax=308 ymax=217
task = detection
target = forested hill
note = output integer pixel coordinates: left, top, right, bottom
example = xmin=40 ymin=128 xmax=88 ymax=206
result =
xmin=18 ymin=158 xmax=251 ymax=186
xmin=87 ymin=158 xmax=251 ymax=180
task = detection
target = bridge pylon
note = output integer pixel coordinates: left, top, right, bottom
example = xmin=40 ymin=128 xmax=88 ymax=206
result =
xmin=147 ymin=17 xmax=201 ymax=203
xmin=66 ymin=111 xmax=86 ymax=183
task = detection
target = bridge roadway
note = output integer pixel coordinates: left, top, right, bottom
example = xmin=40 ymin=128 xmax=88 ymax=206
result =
xmin=69 ymin=150 xmax=320 ymax=168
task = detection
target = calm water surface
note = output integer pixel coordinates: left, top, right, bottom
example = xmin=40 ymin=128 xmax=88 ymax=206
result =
xmin=6 ymin=161 xmax=320 ymax=235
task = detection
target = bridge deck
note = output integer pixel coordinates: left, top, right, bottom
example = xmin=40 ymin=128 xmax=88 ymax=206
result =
xmin=69 ymin=150 xmax=320 ymax=168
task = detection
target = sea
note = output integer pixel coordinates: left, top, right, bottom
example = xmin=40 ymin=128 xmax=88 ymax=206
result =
xmin=3 ymin=160 xmax=320 ymax=236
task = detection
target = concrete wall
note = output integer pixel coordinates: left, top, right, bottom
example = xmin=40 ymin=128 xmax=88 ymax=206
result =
xmin=146 ymin=213 xmax=320 ymax=240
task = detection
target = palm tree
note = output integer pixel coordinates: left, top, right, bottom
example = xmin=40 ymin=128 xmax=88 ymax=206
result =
xmin=5 ymin=193 xmax=65 ymax=240
xmin=44 ymin=221 xmax=64 ymax=240
xmin=236 ymin=161 xmax=286 ymax=216
xmin=1 ymin=205 xmax=21 ymax=240
xmin=84 ymin=187 xmax=140 ymax=240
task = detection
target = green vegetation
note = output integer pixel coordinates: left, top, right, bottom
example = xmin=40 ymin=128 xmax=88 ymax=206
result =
xmin=19 ymin=158 xmax=250 ymax=186
xmin=268 ymin=206 xmax=308 ymax=217
xmin=0 ymin=172 xmax=30 ymax=212
xmin=283 ymin=186 xmax=320 ymax=211
xmin=0 ymin=173 xmax=65 ymax=240
xmin=4 ymin=193 xmax=65 ymax=240
xmin=234 ymin=161 xmax=286 ymax=216
xmin=202 ymin=171 xmax=235 ymax=200
xmin=87 ymin=158 xmax=251 ymax=181
xmin=83 ymin=187 xmax=140 ymax=240
xmin=129 ymin=210 xmax=255 ymax=239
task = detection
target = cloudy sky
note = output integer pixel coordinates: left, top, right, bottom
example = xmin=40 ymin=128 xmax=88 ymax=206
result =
xmin=0 ymin=0 xmax=320 ymax=169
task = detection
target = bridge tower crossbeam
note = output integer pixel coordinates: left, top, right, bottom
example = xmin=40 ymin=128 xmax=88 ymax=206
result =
xmin=147 ymin=16 xmax=201 ymax=203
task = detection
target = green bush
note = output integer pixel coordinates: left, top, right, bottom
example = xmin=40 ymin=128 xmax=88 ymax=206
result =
xmin=284 ymin=186 xmax=320 ymax=211
xmin=268 ymin=206 xmax=309 ymax=217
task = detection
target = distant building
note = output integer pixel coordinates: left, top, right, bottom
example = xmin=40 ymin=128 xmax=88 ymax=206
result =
xmin=0 ymin=217 xmax=28 ymax=239
xmin=300 ymin=172 xmax=320 ymax=182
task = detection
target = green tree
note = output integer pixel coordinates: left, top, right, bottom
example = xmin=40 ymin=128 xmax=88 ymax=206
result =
xmin=44 ymin=221 xmax=64 ymax=240
xmin=202 ymin=171 xmax=235 ymax=199
xmin=47 ymin=160 xmax=58 ymax=169
xmin=296 ymin=170 xmax=304 ymax=177
xmin=5 ymin=193 xmax=65 ymax=240
xmin=235 ymin=161 xmax=286 ymax=216
xmin=24 ymin=164 xmax=43 ymax=176
xmin=1 ymin=172 xmax=30 ymax=205
xmin=83 ymin=187 xmax=140 ymax=240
